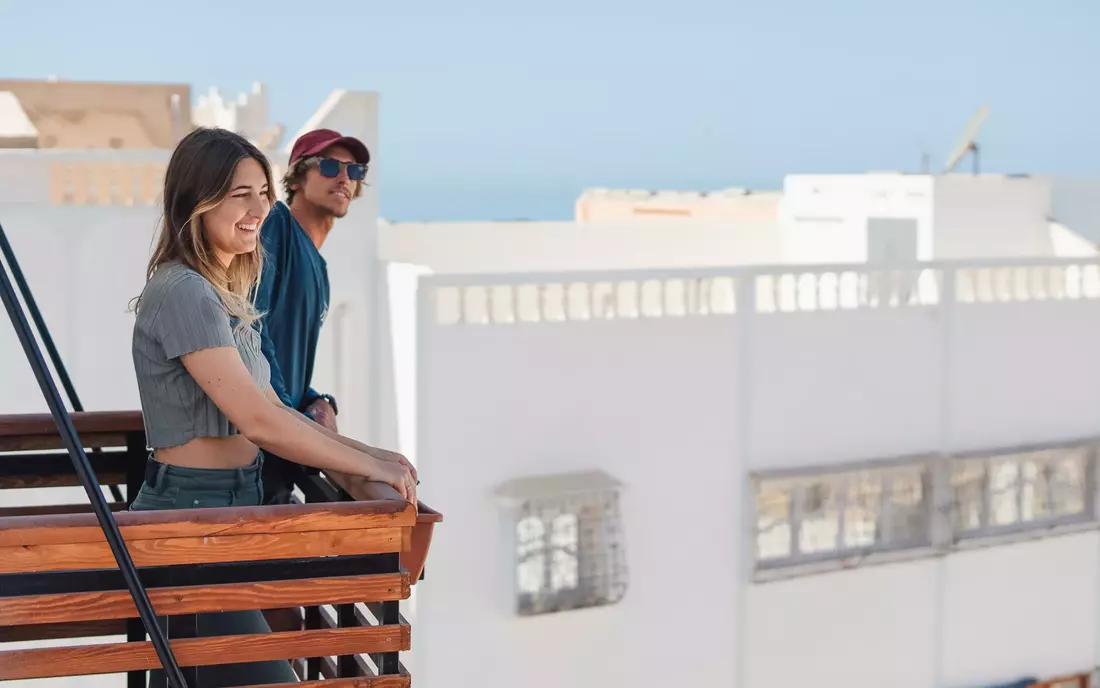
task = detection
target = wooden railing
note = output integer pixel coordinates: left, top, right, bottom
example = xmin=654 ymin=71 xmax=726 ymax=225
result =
xmin=0 ymin=410 xmax=440 ymax=686
xmin=1031 ymin=673 xmax=1092 ymax=688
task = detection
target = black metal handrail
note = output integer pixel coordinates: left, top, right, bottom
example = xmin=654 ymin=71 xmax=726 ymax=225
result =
xmin=0 ymin=223 xmax=125 ymax=502
xmin=0 ymin=221 xmax=189 ymax=687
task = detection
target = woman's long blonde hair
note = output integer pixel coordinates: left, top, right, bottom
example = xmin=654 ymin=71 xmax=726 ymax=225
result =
xmin=134 ymin=127 xmax=276 ymax=329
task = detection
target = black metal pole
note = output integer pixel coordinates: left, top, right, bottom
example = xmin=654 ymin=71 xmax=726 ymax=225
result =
xmin=0 ymin=230 xmax=189 ymax=688
xmin=0 ymin=223 xmax=125 ymax=502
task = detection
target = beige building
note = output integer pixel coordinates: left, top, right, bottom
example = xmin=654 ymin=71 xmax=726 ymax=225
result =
xmin=574 ymin=187 xmax=782 ymax=223
xmin=0 ymin=78 xmax=191 ymax=149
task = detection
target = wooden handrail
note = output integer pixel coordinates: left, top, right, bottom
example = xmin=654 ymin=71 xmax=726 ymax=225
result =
xmin=329 ymin=471 xmax=444 ymax=524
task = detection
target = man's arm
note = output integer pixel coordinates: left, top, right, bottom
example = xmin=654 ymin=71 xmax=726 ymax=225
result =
xmin=254 ymin=219 xmax=294 ymax=408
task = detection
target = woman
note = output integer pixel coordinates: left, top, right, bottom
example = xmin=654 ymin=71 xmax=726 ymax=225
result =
xmin=130 ymin=127 xmax=416 ymax=686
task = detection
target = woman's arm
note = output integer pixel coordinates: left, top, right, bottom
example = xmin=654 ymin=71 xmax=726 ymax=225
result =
xmin=181 ymin=346 xmax=417 ymax=502
xmin=264 ymin=387 xmax=417 ymax=482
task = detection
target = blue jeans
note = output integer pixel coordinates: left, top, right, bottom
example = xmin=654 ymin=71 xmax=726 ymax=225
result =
xmin=131 ymin=455 xmax=299 ymax=686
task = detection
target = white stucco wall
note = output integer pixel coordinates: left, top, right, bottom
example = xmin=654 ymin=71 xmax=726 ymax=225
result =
xmin=780 ymin=173 xmax=935 ymax=264
xmin=932 ymin=175 xmax=1054 ymax=259
xmin=1051 ymin=177 xmax=1100 ymax=245
xmin=410 ymin=261 xmax=1100 ymax=688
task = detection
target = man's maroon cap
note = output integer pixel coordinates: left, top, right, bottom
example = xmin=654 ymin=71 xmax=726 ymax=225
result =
xmin=288 ymin=129 xmax=371 ymax=167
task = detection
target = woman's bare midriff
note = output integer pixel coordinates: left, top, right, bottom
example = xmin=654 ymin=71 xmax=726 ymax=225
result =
xmin=154 ymin=435 xmax=261 ymax=469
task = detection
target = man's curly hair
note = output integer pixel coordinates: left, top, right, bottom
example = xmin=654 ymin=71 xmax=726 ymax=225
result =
xmin=282 ymin=156 xmax=365 ymax=206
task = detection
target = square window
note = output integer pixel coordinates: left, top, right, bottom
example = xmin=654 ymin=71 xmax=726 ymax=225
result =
xmin=496 ymin=470 xmax=628 ymax=617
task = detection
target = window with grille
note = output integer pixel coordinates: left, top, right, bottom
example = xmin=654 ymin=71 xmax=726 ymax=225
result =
xmin=496 ymin=470 xmax=628 ymax=617
xmin=951 ymin=445 xmax=1092 ymax=538
xmin=753 ymin=441 xmax=1098 ymax=577
xmin=754 ymin=462 xmax=932 ymax=568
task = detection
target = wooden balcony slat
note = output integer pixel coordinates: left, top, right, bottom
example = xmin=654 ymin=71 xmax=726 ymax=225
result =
xmin=257 ymin=676 xmax=410 ymax=688
xmin=0 ymin=527 xmax=403 ymax=574
xmin=0 ymin=472 xmax=125 ymax=489
xmin=0 ymin=411 xmax=144 ymax=438
xmin=0 ymin=503 xmax=126 ymax=518
xmin=0 ymin=573 xmax=409 ymax=626
xmin=0 ymin=500 xmax=414 ymax=548
xmin=0 ymin=618 xmax=124 ymax=643
xmin=0 ymin=623 xmax=411 ymax=680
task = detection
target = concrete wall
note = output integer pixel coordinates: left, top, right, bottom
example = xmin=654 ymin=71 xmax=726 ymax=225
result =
xmin=933 ymin=175 xmax=1054 ymax=259
xmin=410 ymin=259 xmax=1100 ymax=688
xmin=780 ymin=173 xmax=935 ymax=264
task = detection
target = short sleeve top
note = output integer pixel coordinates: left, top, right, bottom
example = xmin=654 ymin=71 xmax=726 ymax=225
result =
xmin=132 ymin=261 xmax=271 ymax=448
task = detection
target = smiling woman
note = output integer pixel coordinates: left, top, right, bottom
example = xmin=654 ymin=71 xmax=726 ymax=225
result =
xmin=125 ymin=127 xmax=418 ymax=687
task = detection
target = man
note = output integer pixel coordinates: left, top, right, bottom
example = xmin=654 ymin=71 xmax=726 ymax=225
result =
xmin=253 ymin=128 xmax=382 ymax=504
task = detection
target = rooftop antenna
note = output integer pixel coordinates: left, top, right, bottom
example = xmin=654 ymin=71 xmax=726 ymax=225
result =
xmin=943 ymin=104 xmax=990 ymax=175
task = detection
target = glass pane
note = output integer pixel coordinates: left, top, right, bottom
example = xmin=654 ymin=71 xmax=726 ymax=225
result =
xmin=756 ymin=484 xmax=792 ymax=561
xmin=799 ymin=481 xmax=839 ymax=554
xmin=1051 ymin=450 xmax=1087 ymax=517
xmin=951 ymin=460 xmax=985 ymax=532
xmin=549 ymin=513 xmax=579 ymax=591
xmin=1020 ymin=457 xmax=1049 ymax=522
xmin=518 ymin=553 xmax=545 ymax=594
xmin=989 ymin=460 xmax=1020 ymax=526
xmin=550 ymin=513 xmax=578 ymax=552
xmin=844 ymin=472 xmax=881 ymax=548
xmin=550 ymin=548 xmax=579 ymax=591
xmin=517 ymin=515 xmax=545 ymax=556
xmin=516 ymin=515 xmax=546 ymax=594
xmin=888 ymin=468 xmax=928 ymax=545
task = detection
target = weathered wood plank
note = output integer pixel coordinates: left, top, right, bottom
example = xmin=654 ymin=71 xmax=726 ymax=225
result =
xmin=0 ymin=573 xmax=409 ymax=626
xmin=0 ymin=411 xmax=144 ymax=438
xmin=0 ymin=528 xmax=403 ymax=574
xmin=0 ymin=434 xmax=128 ymax=452
xmin=0 ymin=624 xmax=411 ymax=680
xmin=0 ymin=618 xmax=124 ymax=643
xmin=0 ymin=472 xmax=125 ymax=489
xmin=0 ymin=500 xmax=414 ymax=548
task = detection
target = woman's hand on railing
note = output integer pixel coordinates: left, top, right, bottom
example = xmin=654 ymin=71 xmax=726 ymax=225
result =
xmin=368 ymin=457 xmax=418 ymax=506
xmin=364 ymin=446 xmax=418 ymax=484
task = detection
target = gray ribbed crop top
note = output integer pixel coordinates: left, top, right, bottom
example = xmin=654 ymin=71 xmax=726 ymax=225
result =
xmin=132 ymin=261 xmax=271 ymax=449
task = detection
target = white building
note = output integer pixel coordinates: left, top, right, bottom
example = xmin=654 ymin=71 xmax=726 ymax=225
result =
xmin=2 ymin=80 xmax=1100 ymax=688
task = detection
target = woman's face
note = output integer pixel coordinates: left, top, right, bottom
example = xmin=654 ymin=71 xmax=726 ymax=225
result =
xmin=202 ymin=157 xmax=271 ymax=267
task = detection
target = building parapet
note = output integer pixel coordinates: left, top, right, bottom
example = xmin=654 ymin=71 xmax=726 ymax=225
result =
xmin=421 ymin=258 xmax=1100 ymax=325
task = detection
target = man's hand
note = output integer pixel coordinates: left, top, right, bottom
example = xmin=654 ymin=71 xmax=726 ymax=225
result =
xmin=304 ymin=398 xmax=338 ymax=432
xmin=367 ymin=446 xmax=418 ymax=484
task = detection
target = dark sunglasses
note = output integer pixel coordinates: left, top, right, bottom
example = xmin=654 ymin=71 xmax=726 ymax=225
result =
xmin=308 ymin=156 xmax=369 ymax=181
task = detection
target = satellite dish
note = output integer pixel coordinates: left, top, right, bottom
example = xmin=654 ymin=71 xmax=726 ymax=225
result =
xmin=943 ymin=104 xmax=989 ymax=175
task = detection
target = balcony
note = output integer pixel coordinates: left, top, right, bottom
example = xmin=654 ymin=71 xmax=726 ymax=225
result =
xmin=0 ymin=410 xmax=441 ymax=685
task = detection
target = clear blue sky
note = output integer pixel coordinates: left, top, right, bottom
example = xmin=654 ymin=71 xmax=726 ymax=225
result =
xmin=1 ymin=0 xmax=1097 ymax=220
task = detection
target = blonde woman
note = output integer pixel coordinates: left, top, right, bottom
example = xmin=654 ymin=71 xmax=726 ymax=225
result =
xmin=130 ymin=127 xmax=416 ymax=686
